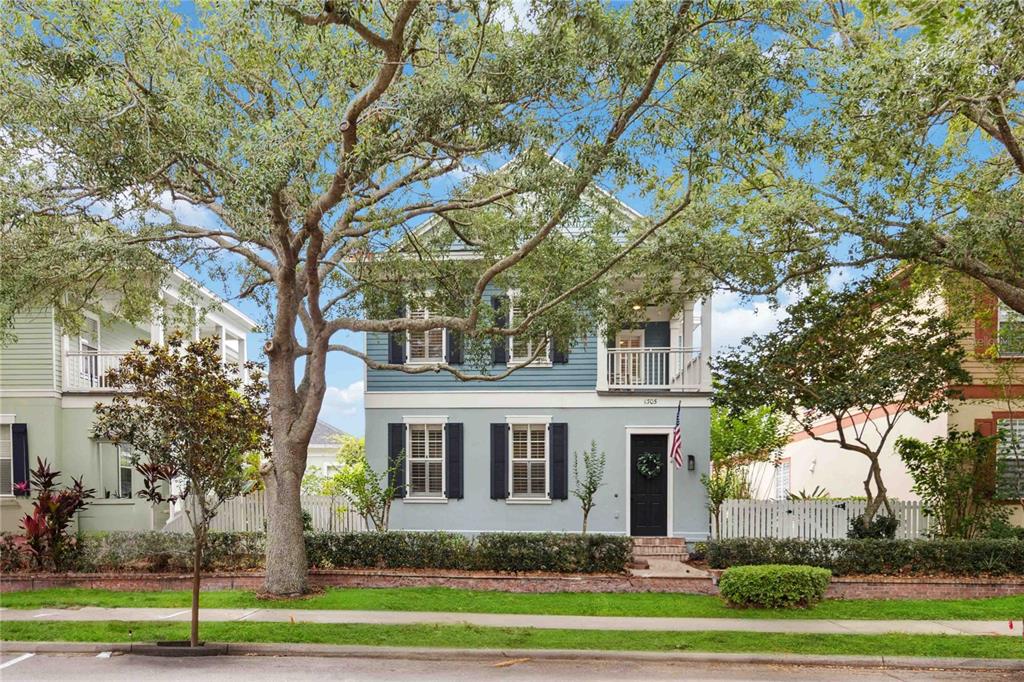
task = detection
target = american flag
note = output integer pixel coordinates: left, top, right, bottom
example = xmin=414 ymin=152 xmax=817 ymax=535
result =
xmin=670 ymin=400 xmax=683 ymax=468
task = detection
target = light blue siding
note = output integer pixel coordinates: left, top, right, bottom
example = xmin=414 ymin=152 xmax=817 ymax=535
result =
xmin=366 ymin=331 xmax=598 ymax=392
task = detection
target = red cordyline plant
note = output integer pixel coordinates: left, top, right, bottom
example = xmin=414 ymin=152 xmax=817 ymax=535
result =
xmin=19 ymin=458 xmax=95 ymax=571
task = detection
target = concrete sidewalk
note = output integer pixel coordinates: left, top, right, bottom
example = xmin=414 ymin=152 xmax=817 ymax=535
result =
xmin=1 ymin=606 xmax=1018 ymax=637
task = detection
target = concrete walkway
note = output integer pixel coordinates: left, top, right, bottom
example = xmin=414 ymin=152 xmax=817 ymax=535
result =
xmin=1 ymin=607 xmax=1018 ymax=637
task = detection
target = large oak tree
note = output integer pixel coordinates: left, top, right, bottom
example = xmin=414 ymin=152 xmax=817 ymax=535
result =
xmin=0 ymin=0 xmax=802 ymax=594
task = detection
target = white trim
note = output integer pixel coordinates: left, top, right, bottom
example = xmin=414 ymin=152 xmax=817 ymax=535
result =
xmin=402 ymin=415 xmax=449 ymax=425
xmin=504 ymin=415 xmax=552 ymax=424
xmin=624 ymin=426 xmax=675 ymax=538
xmin=0 ymin=390 xmax=62 ymax=399
xmin=402 ymin=497 xmax=448 ymax=504
xmin=366 ymin=391 xmax=711 ymax=409
xmin=507 ymin=292 xmax=552 ymax=368
xmin=505 ymin=499 xmax=552 ymax=505
xmin=405 ymin=304 xmax=447 ymax=365
xmin=0 ymin=414 xmax=15 ymax=425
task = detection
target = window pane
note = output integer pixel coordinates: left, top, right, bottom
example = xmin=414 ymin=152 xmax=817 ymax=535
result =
xmin=410 ymin=427 xmax=426 ymax=459
xmin=427 ymin=461 xmax=443 ymax=495
xmin=512 ymin=426 xmax=528 ymax=460
xmin=530 ymin=425 xmax=545 ymax=459
xmin=530 ymin=461 xmax=546 ymax=494
xmin=997 ymin=419 xmax=1024 ymax=498
xmin=512 ymin=461 xmax=528 ymax=494
xmin=427 ymin=425 xmax=443 ymax=458
xmin=410 ymin=461 xmax=427 ymax=494
xmin=998 ymin=305 xmax=1024 ymax=356
xmin=120 ymin=466 xmax=133 ymax=498
xmin=0 ymin=425 xmax=12 ymax=495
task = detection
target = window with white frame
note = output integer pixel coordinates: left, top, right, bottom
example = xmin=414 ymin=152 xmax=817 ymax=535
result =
xmin=508 ymin=297 xmax=550 ymax=366
xmin=0 ymin=424 xmax=13 ymax=496
xmin=510 ymin=423 xmax=548 ymax=499
xmin=117 ymin=444 xmax=133 ymax=499
xmin=407 ymin=423 xmax=445 ymax=497
xmin=80 ymin=314 xmax=101 ymax=386
xmin=774 ymin=459 xmax=791 ymax=500
xmin=996 ymin=418 xmax=1024 ymax=499
xmin=406 ymin=307 xmax=445 ymax=363
xmin=997 ymin=303 xmax=1024 ymax=357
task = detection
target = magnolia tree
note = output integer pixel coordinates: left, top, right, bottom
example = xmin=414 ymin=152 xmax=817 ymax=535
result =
xmin=92 ymin=335 xmax=269 ymax=647
xmin=0 ymin=1 xmax=807 ymax=594
xmin=714 ymin=279 xmax=972 ymax=524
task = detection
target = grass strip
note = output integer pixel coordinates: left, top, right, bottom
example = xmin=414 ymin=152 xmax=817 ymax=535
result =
xmin=3 ymin=587 xmax=1024 ymax=621
xmin=3 ymin=620 xmax=1024 ymax=659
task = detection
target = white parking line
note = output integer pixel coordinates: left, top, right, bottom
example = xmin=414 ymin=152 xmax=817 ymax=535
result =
xmin=156 ymin=610 xmax=190 ymax=620
xmin=32 ymin=613 xmax=54 ymax=618
xmin=0 ymin=653 xmax=35 ymax=670
xmin=96 ymin=652 xmax=113 ymax=658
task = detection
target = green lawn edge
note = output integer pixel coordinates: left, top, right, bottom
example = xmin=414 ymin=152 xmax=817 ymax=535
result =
xmin=4 ymin=620 xmax=1024 ymax=659
xmin=3 ymin=586 xmax=1024 ymax=621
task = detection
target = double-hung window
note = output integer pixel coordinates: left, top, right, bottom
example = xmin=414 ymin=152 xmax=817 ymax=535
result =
xmin=509 ymin=422 xmax=548 ymax=499
xmin=508 ymin=296 xmax=550 ymax=366
xmin=406 ymin=307 xmax=445 ymax=363
xmin=407 ymin=423 xmax=445 ymax=498
xmin=997 ymin=303 xmax=1024 ymax=357
xmin=0 ymin=424 xmax=12 ymax=496
xmin=117 ymin=444 xmax=133 ymax=499
xmin=996 ymin=418 xmax=1024 ymax=499
xmin=774 ymin=459 xmax=791 ymax=500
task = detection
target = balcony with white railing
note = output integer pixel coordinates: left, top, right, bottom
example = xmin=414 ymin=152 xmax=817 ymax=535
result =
xmin=604 ymin=346 xmax=704 ymax=391
xmin=63 ymin=351 xmax=129 ymax=392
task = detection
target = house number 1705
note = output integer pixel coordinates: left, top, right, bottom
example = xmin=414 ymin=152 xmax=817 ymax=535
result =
xmin=643 ymin=398 xmax=658 ymax=405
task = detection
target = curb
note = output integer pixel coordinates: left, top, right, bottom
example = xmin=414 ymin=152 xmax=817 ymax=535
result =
xmin=2 ymin=641 xmax=1023 ymax=671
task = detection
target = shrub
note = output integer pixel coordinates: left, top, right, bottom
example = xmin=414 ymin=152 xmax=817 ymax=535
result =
xmin=77 ymin=532 xmax=265 ymax=572
xmin=848 ymin=515 xmax=899 ymax=539
xmin=474 ymin=532 xmax=630 ymax=573
xmin=718 ymin=564 xmax=831 ymax=608
xmin=304 ymin=531 xmax=472 ymax=570
xmin=706 ymin=538 xmax=1024 ymax=576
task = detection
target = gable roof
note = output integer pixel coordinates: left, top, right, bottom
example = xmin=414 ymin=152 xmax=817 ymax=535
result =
xmin=310 ymin=419 xmax=349 ymax=447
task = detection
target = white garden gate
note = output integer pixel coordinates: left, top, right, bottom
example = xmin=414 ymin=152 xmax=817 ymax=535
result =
xmin=712 ymin=499 xmax=932 ymax=540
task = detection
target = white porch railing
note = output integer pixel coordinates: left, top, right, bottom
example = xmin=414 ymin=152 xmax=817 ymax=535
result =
xmin=711 ymin=499 xmax=933 ymax=540
xmin=63 ymin=351 xmax=129 ymax=391
xmin=162 ymin=490 xmax=368 ymax=533
xmin=605 ymin=347 xmax=703 ymax=391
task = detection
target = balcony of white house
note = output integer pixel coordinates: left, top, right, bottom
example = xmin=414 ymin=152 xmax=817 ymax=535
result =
xmin=62 ymin=311 xmax=248 ymax=393
xmin=596 ymin=298 xmax=711 ymax=393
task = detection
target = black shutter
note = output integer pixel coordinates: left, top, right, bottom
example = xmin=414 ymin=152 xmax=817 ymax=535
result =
xmin=550 ymin=422 xmax=569 ymax=500
xmin=446 ymin=423 xmax=464 ymax=499
xmin=12 ymin=423 xmax=29 ymax=497
xmin=490 ymin=423 xmax=508 ymax=499
xmin=551 ymin=337 xmax=569 ymax=364
xmin=446 ymin=329 xmax=463 ymax=365
xmin=387 ymin=422 xmax=406 ymax=498
xmin=491 ymin=295 xmax=508 ymax=365
xmin=388 ymin=305 xmax=406 ymax=364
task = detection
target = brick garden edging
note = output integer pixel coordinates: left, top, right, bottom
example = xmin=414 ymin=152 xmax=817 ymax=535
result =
xmin=2 ymin=569 xmax=1022 ymax=599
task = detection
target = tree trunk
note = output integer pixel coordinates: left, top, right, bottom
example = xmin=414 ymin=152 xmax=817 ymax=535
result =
xmin=263 ymin=444 xmax=308 ymax=595
xmin=190 ymin=529 xmax=203 ymax=648
xmin=861 ymin=458 xmax=890 ymax=523
xmin=582 ymin=509 xmax=589 ymax=534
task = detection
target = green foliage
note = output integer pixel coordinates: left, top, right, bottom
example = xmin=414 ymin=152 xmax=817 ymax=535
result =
xmin=847 ymin=515 xmax=899 ymax=539
xmin=571 ymin=441 xmax=606 ymax=534
xmin=718 ymin=564 xmax=831 ymax=609
xmin=472 ymin=533 xmax=631 ymax=574
xmin=706 ymin=538 xmax=1024 ymax=576
xmin=702 ymin=467 xmax=748 ymax=538
xmin=788 ymin=486 xmax=830 ymax=501
xmin=711 ymin=406 xmax=788 ymax=467
xmin=15 ymin=459 xmax=95 ymax=571
xmin=897 ymin=432 xmax=1009 ymax=538
xmin=714 ymin=280 xmax=971 ymax=523
xmin=305 ymin=531 xmax=472 ymax=570
xmin=330 ymin=446 xmax=398 ymax=532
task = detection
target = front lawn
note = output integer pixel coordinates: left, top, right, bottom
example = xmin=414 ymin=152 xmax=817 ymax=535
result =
xmin=3 ymin=620 xmax=1023 ymax=659
xmin=3 ymin=587 xmax=1023 ymax=621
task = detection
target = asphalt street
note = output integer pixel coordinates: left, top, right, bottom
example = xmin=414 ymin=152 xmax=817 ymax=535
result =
xmin=0 ymin=651 xmax=1019 ymax=681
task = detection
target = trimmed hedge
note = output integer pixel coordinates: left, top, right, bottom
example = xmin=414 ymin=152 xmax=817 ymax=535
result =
xmin=706 ymin=538 xmax=1024 ymax=576
xmin=719 ymin=564 xmax=831 ymax=608
xmin=1 ymin=530 xmax=631 ymax=575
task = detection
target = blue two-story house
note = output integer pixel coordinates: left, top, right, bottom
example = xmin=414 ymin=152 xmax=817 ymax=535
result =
xmin=363 ymin=214 xmax=713 ymax=543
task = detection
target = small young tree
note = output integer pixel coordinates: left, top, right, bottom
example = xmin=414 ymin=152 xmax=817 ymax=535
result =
xmin=92 ymin=334 xmax=269 ymax=648
xmin=715 ymin=279 xmax=971 ymax=525
xmin=897 ymin=432 xmax=1009 ymax=539
xmin=332 ymin=444 xmax=398 ymax=532
xmin=710 ymin=405 xmax=789 ymax=496
xmin=571 ymin=441 xmax=606 ymax=534
xmin=701 ymin=467 xmax=745 ymax=539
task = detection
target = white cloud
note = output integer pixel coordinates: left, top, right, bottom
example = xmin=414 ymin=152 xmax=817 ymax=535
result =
xmin=710 ymin=288 xmax=805 ymax=356
xmin=322 ymin=380 xmax=365 ymax=419
xmin=494 ymin=0 xmax=537 ymax=33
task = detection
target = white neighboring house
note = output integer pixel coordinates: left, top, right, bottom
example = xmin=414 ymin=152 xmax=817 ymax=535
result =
xmin=305 ymin=419 xmax=351 ymax=473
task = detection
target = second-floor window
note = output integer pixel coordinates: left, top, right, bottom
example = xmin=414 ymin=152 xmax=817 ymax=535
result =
xmin=997 ymin=303 xmax=1024 ymax=357
xmin=774 ymin=459 xmax=791 ymax=500
xmin=407 ymin=423 xmax=444 ymax=497
xmin=996 ymin=418 xmax=1024 ymax=499
xmin=406 ymin=307 xmax=445 ymax=363
xmin=510 ymin=423 xmax=548 ymax=499
xmin=117 ymin=444 xmax=133 ymax=499
xmin=508 ymin=298 xmax=550 ymax=366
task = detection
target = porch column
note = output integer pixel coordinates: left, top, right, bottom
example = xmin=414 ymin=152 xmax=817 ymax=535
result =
xmin=700 ymin=296 xmax=712 ymax=391
xmin=596 ymin=323 xmax=609 ymax=392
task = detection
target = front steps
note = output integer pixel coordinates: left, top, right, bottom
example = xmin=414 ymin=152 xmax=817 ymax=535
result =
xmin=630 ymin=536 xmax=689 ymax=568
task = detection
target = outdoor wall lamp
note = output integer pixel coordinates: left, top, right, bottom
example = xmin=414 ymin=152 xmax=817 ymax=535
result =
xmin=687 ymin=455 xmax=695 ymax=471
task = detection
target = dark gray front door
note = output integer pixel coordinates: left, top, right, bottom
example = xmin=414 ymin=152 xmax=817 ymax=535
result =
xmin=630 ymin=434 xmax=668 ymax=536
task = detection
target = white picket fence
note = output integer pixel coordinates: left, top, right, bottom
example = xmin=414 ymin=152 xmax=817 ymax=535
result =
xmin=712 ymin=499 xmax=932 ymax=540
xmin=162 ymin=490 xmax=367 ymax=534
